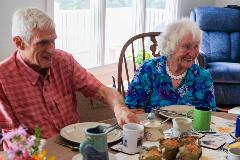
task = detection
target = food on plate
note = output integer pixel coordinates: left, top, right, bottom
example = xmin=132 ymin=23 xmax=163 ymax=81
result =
xmin=216 ymin=127 xmax=233 ymax=133
xmin=140 ymin=137 xmax=202 ymax=160
xmin=139 ymin=146 xmax=162 ymax=160
xmin=180 ymin=135 xmax=199 ymax=145
xmin=179 ymin=144 xmax=202 ymax=160
xmin=160 ymin=138 xmax=180 ymax=160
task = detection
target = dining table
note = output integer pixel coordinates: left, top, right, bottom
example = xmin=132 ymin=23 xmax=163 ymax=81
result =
xmin=44 ymin=107 xmax=237 ymax=160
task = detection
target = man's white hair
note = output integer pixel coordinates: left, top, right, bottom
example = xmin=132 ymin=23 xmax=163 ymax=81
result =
xmin=158 ymin=18 xmax=202 ymax=57
xmin=12 ymin=8 xmax=55 ymax=42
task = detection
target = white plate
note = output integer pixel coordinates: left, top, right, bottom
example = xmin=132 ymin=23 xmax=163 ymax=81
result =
xmin=156 ymin=105 xmax=194 ymax=119
xmin=72 ymin=153 xmax=116 ymax=160
xmin=60 ymin=122 xmax=122 ymax=144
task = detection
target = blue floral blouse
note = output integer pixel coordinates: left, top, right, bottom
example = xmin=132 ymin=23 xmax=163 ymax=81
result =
xmin=125 ymin=56 xmax=216 ymax=112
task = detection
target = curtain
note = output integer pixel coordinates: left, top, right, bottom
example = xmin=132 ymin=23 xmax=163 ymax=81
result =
xmin=164 ymin=0 xmax=181 ymax=25
xmin=90 ymin=0 xmax=106 ymax=65
xmin=132 ymin=0 xmax=146 ymax=35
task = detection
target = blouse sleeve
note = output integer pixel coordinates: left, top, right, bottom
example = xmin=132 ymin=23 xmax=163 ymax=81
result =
xmin=202 ymin=71 xmax=216 ymax=111
xmin=124 ymin=63 xmax=152 ymax=112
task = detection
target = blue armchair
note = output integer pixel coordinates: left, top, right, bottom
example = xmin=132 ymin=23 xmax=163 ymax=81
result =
xmin=191 ymin=7 xmax=240 ymax=105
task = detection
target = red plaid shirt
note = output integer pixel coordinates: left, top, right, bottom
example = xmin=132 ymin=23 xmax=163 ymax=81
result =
xmin=0 ymin=50 xmax=102 ymax=138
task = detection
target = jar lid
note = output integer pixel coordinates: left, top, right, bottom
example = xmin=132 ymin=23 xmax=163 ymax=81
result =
xmin=141 ymin=120 xmax=162 ymax=128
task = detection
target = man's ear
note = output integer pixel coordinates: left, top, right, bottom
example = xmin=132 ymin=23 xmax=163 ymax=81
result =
xmin=12 ymin=36 xmax=25 ymax=50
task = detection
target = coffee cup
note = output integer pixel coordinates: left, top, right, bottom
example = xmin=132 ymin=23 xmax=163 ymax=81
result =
xmin=228 ymin=148 xmax=240 ymax=160
xmin=172 ymin=117 xmax=192 ymax=137
xmin=122 ymin=123 xmax=144 ymax=154
xmin=189 ymin=107 xmax=211 ymax=131
xmin=79 ymin=126 xmax=109 ymax=160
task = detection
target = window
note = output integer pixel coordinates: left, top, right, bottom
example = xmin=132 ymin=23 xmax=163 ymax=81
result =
xmin=105 ymin=0 xmax=132 ymax=64
xmin=54 ymin=0 xmax=166 ymax=68
xmin=54 ymin=0 xmax=92 ymax=67
xmin=145 ymin=0 xmax=165 ymax=31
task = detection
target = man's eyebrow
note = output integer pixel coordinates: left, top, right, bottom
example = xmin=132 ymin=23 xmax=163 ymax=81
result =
xmin=36 ymin=39 xmax=55 ymax=44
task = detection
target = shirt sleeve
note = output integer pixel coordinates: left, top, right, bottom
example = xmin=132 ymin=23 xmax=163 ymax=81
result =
xmin=71 ymin=56 xmax=103 ymax=97
xmin=0 ymin=84 xmax=19 ymax=129
xmin=125 ymin=64 xmax=152 ymax=112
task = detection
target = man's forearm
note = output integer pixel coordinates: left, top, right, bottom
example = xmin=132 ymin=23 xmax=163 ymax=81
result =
xmin=93 ymin=85 xmax=125 ymax=110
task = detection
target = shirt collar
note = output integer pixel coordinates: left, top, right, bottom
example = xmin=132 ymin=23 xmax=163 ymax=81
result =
xmin=16 ymin=51 xmax=50 ymax=85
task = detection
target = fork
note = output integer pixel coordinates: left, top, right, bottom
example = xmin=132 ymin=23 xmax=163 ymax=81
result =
xmin=55 ymin=140 xmax=79 ymax=151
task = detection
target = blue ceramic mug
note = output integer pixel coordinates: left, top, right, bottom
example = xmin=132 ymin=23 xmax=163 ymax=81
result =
xmin=79 ymin=126 xmax=109 ymax=160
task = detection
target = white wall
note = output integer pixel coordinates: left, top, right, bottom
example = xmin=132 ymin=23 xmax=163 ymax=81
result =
xmin=0 ymin=0 xmax=50 ymax=61
xmin=215 ymin=0 xmax=240 ymax=7
xmin=179 ymin=0 xmax=215 ymax=18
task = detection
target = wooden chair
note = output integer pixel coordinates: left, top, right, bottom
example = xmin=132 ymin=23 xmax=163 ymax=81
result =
xmin=117 ymin=32 xmax=161 ymax=97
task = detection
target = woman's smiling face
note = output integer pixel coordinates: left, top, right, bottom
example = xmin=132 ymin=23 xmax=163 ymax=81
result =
xmin=170 ymin=32 xmax=200 ymax=70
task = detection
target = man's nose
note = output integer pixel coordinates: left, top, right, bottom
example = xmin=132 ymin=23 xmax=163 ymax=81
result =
xmin=46 ymin=41 xmax=55 ymax=51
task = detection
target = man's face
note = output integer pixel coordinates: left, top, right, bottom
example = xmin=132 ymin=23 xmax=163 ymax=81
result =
xmin=22 ymin=28 xmax=57 ymax=69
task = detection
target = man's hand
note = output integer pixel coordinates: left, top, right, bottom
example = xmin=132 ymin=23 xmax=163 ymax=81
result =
xmin=93 ymin=85 xmax=141 ymax=127
xmin=113 ymin=104 xmax=139 ymax=127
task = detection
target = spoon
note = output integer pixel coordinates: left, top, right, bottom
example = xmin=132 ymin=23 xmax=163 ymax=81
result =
xmin=147 ymin=112 xmax=155 ymax=120
xmin=143 ymin=112 xmax=156 ymax=126
xmin=97 ymin=122 xmax=119 ymax=133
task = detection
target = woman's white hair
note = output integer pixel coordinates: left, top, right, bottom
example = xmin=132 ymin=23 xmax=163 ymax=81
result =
xmin=12 ymin=8 xmax=55 ymax=42
xmin=158 ymin=18 xmax=202 ymax=57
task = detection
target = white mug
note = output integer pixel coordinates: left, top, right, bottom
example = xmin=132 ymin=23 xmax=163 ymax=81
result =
xmin=228 ymin=148 xmax=240 ymax=160
xmin=122 ymin=123 xmax=144 ymax=154
xmin=172 ymin=117 xmax=192 ymax=137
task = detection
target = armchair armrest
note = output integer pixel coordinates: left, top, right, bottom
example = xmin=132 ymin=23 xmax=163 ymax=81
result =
xmin=196 ymin=52 xmax=208 ymax=68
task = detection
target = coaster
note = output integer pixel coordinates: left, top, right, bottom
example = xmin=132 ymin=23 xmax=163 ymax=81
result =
xmin=110 ymin=141 xmax=159 ymax=155
xmin=110 ymin=142 xmax=139 ymax=155
xmin=199 ymin=134 xmax=226 ymax=150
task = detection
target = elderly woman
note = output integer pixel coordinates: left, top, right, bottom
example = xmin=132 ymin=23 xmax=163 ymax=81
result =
xmin=125 ymin=18 xmax=216 ymax=112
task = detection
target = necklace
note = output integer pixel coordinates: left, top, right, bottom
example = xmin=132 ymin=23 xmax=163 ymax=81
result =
xmin=166 ymin=63 xmax=187 ymax=80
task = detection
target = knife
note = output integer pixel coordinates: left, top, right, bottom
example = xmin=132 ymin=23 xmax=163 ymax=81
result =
xmin=55 ymin=141 xmax=79 ymax=151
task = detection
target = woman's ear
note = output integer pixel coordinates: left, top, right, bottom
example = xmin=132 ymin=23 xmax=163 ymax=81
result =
xmin=12 ymin=36 xmax=25 ymax=50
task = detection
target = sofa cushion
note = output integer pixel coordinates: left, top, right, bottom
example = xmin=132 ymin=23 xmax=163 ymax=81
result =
xmin=192 ymin=7 xmax=240 ymax=32
xmin=208 ymin=62 xmax=240 ymax=83
xmin=200 ymin=32 xmax=240 ymax=63
xmin=201 ymin=32 xmax=231 ymax=62
xmin=231 ymin=32 xmax=240 ymax=63
xmin=214 ymin=84 xmax=240 ymax=105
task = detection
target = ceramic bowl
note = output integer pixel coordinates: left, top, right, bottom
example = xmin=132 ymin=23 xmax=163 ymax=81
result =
xmin=141 ymin=120 xmax=164 ymax=141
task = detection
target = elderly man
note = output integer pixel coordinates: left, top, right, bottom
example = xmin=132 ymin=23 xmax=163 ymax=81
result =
xmin=0 ymin=7 xmax=138 ymax=139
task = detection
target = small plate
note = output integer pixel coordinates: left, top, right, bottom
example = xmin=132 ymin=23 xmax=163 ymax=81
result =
xmin=60 ymin=122 xmax=122 ymax=144
xmin=72 ymin=153 xmax=116 ymax=160
xmin=154 ymin=105 xmax=194 ymax=119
